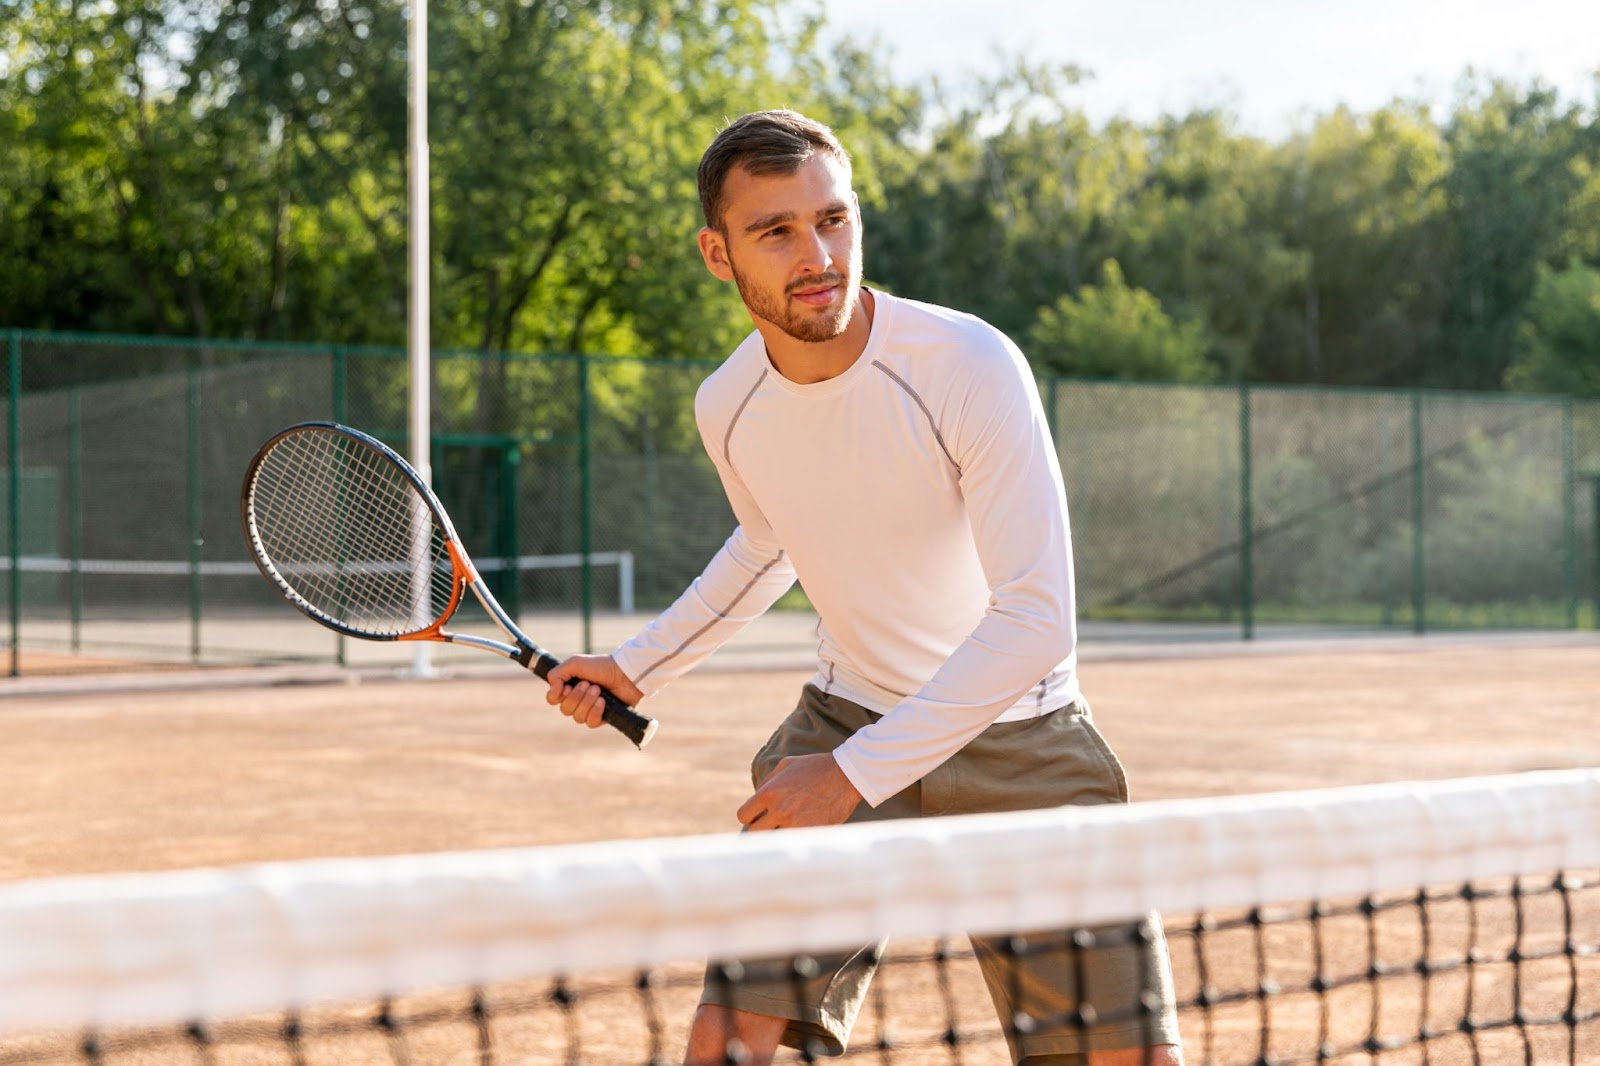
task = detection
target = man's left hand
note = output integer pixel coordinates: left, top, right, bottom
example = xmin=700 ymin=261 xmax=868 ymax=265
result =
xmin=736 ymin=752 xmax=863 ymax=831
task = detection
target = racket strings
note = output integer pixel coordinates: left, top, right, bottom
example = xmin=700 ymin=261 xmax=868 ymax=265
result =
xmin=250 ymin=430 xmax=456 ymax=636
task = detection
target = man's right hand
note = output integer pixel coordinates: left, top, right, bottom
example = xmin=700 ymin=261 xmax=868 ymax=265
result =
xmin=544 ymin=654 xmax=646 ymax=729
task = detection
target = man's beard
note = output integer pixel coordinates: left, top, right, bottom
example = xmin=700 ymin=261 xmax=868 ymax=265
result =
xmin=729 ymin=255 xmax=862 ymax=344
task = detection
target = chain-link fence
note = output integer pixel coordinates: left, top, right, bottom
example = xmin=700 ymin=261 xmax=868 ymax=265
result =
xmin=5 ymin=330 xmax=1598 ymax=674
xmin=1049 ymin=379 xmax=1597 ymax=635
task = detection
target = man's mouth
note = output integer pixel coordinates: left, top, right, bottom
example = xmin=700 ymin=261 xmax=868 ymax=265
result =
xmin=790 ymin=279 xmax=842 ymax=307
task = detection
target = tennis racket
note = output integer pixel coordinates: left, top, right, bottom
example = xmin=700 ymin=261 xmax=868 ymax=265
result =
xmin=240 ymin=421 xmax=657 ymax=749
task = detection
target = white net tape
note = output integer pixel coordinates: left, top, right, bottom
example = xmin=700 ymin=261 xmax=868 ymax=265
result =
xmin=0 ymin=768 xmax=1595 ymax=1037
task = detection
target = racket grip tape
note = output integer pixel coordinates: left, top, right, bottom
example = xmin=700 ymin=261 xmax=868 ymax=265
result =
xmin=527 ymin=650 xmax=659 ymax=750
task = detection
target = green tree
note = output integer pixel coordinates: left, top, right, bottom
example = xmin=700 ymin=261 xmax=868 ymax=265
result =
xmin=1 ymin=0 xmax=205 ymax=335
xmin=1437 ymin=76 xmax=1596 ymax=389
xmin=8 ymin=3 xmax=1600 ymax=409
xmin=1253 ymin=105 xmax=1450 ymax=386
xmin=863 ymin=68 xmax=1296 ymax=381
xmin=1103 ymin=109 xmax=1300 ymax=381
xmin=1 ymin=0 xmax=380 ymax=342
xmin=1504 ymin=262 xmax=1600 ymax=395
xmin=1027 ymin=259 xmax=1213 ymax=381
xmin=862 ymin=60 xmax=1115 ymax=339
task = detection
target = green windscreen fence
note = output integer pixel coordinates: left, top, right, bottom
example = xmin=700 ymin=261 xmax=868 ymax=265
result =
xmin=1051 ymin=381 xmax=1591 ymax=634
xmin=4 ymin=330 xmax=1597 ymax=672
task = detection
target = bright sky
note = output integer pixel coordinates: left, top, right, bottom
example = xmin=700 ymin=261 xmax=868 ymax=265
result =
xmin=817 ymin=0 xmax=1600 ymax=136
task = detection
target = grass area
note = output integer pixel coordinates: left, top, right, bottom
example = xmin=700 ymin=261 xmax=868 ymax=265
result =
xmin=773 ymin=586 xmax=815 ymax=611
xmin=1082 ymin=599 xmax=1596 ymax=630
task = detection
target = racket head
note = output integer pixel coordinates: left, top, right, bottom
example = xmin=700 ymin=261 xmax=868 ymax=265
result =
xmin=241 ymin=422 xmax=466 ymax=640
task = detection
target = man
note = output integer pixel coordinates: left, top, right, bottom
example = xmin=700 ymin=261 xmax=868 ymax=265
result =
xmin=546 ymin=109 xmax=1183 ymax=1066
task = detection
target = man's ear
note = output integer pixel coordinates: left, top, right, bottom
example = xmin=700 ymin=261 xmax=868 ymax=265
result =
xmin=697 ymin=227 xmax=734 ymax=282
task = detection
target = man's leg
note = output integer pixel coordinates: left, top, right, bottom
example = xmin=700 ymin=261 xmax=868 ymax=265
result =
xmin=1086 ymin=1047 xmax=1182 ymax=1065
xmin=1018 ymin=1048 xmax=1182 ymax=1066
xmin=972 ymin=918 xmax=1182 ymax=1065
xmin=683 ymin=1004 xmax=789 ymax=1066
xmin=946 ymin=705 xmax=1183 ymax=1063
xmin=688 ymin=688 xmax=913 ymax=1061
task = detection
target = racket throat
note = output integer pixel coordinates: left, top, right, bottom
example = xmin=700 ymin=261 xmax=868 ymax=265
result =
xmin=515 ymin=643 xmax=561 ymax=680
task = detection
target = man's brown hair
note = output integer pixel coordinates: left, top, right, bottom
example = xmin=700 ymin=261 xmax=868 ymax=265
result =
xmin=697 ymin=110 xmax=851 ymax=232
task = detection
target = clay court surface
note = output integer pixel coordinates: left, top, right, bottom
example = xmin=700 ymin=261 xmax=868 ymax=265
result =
xmin=3 ymin=636 xmax=1597 ymax=878
xmin=1 ymin=635 xmax=1597 ymax=1063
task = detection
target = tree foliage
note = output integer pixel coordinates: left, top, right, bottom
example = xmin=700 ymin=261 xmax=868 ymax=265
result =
xmin=1504 ymin=262 xmax=1600 ymax=396
xmin=4 ymin=3 xmax=1600 ymax=396
xmin=1027 ymin=260 xmax=1212 ymax=382
xmin=2 ymin=0 xmax=912 ymax=356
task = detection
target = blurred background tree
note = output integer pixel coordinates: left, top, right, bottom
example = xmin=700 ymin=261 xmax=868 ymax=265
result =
xmin=2 ymin=0 xmax=1598 ymax=394
xmin=1027 ymin=259 xmax=1212 ymax=382
xmin=1503 ymin=262 xmax=1600 ymax=395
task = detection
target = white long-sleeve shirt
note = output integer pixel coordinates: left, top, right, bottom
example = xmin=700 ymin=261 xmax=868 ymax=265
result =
xmin=612 ymin=290 xmax=1081 ymax=807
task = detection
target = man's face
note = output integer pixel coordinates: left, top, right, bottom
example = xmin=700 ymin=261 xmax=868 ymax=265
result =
xmin=699 ymin=153 xmax=864 ymax=344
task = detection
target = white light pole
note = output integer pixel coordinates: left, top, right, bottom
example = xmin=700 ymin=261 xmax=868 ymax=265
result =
xmin=407 ymin=0 xmax=434 ymax=679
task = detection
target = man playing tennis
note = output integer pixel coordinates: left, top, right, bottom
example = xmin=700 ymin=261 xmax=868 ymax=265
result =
xmin=546 ymin=109 xmax=1183 ymax=1066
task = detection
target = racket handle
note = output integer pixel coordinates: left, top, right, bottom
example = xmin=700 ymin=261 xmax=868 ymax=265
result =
xmin=599 ymin=688 xmax=660 ymax=750
xmin=528 ymin=651 xmax=659 ymax=750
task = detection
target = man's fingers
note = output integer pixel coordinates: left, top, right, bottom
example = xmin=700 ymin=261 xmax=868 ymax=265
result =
xmin=581 ymin=685 xmax=606 ymax=728
xmin=732 ymin=754 xmax=859 ymax=832
xmin=561 ymin=681 xmax=606 ymax=728
xmin=544 ymin=663 xmax=575 ymax=705
xmin=543 ymin=654 xmax=648 ymax=735
xmin=552 ymin=679 xmax=575 ymax=714
xmin=736 ymin=792 xmax=766 ymax=828
xmin=564 ymin=682 xmax=589 ymax=722
xmin=548 ymin=678 xmax=587 ymax=721
xmin=737 ymin=758 xmax=797 ymax=829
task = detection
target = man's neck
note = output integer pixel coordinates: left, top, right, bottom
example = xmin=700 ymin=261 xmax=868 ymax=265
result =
xmin=760 ymin=289 xmax=877 ymax=385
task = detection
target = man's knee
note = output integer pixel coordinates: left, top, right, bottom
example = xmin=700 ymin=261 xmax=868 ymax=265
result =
xmin=684 ymin=1003 xmax=788 ymax=1066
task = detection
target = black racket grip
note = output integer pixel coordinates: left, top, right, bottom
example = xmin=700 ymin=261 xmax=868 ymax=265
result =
xmin=528 ymin=651 xmax=659 ymax=750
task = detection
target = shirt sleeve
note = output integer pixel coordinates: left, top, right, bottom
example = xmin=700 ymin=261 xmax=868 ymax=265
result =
xmin=611 ymin=389 xmax=797 ymax=696
xmin=830 ymin=341 xmax=1077 ymax=807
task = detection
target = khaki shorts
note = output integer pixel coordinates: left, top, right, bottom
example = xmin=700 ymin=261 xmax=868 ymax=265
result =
xmin=699 ymin=685 xmax=1182 ymax=1063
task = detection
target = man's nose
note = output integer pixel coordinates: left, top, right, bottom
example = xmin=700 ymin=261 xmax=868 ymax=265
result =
xmin=795 ymin=226 xmax=831 ymax=273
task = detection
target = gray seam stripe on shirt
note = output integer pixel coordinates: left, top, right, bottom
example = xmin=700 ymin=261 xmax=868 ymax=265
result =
xmin=724 ymin=367 xmax=768 ymax=466
xmin=818 ymin=644 xmax=835 ymax=694
xmin=632 ymin=551 xmax=787 ymax=683
xmin=871 ymin=361 xmax=959 ymax=472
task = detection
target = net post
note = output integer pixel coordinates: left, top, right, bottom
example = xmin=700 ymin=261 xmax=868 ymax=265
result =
xmin=639 ymin=408 xmax=658 ymax=617
xmin=501 ymin=441 xmax=522 ymax=622
xmin=332 ymin=346 xmax=348 ymax=668
xmin=68 ymin=389 xmax=82 ymax=653
xmin=619 ymin=550 xmax=634 ymax=614
xmin=1238 ymin=381 xmax=1254 ymax=640
xmin=1589 ymin=473 xmax=1600 ymax=631
xmin=579 ymin=353 xmax=593 ymax=654
xmin=1562 ymin=397 xmax=1577 ymax=629
xmin=1411 ymin=391 xmax=1425 ymax=634
xmin=187 ymin=367 xmax=203 ymax=663
xmin=7 ymin=330 xmax=19 ymax=678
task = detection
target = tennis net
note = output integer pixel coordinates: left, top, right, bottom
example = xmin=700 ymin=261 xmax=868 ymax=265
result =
xmin=0 ymin=769 xmax=1595 ymax=1065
